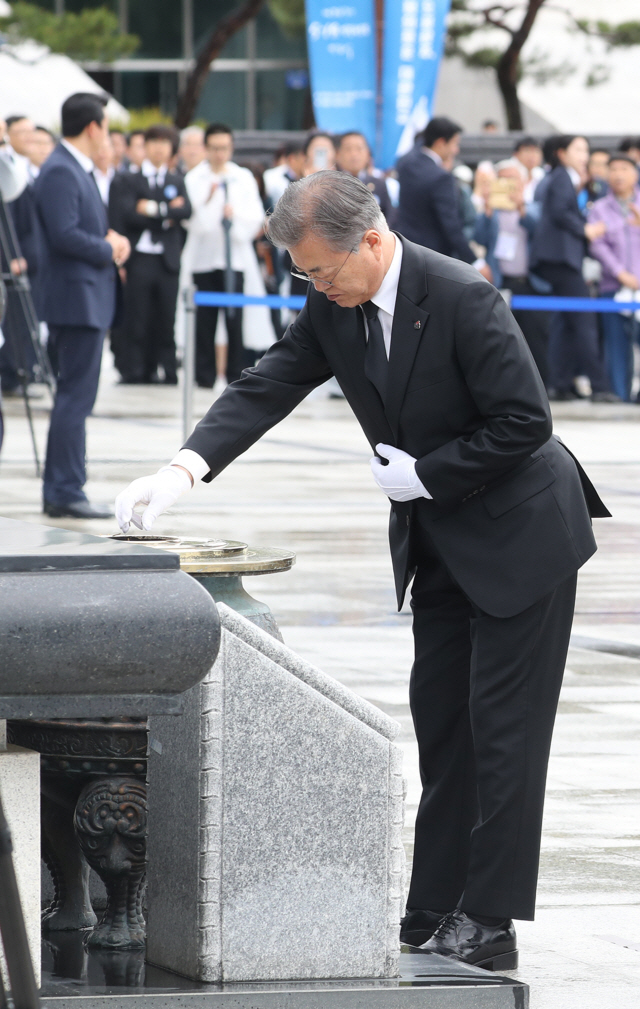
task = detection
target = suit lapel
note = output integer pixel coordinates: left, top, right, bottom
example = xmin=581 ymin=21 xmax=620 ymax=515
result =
xmin=384 ymin=237 xmax=430 ymax=438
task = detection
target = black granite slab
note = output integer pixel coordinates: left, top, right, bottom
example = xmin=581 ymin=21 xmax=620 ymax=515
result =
xmin=0 ymin=518 xmax=179 ymax=572
xmin=0 ymin=519 xmax=220 ymax=697
xmin=38 ymin=940 xmax=528 ymax=1008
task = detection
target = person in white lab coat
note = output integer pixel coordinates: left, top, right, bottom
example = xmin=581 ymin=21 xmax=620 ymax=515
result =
xmin=182 ymin=123 xmax=270 ymax=388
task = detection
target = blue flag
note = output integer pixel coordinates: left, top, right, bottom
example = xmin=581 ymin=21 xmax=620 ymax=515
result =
xmin=380 ymin=0 xmax=452 ymax=169
xmin=305 ymin=1 xmax=377 ymax=153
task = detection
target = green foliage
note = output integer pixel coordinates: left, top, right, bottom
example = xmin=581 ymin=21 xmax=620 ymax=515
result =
xmin=462 ymin=47 xmax=501 ymax=70
xmin=267 ymin=0 xmax=306 ymax=37
xmin=0 ymin=2 xmax=139 ymax=62
xmin=110 ymin=107 xmax=208 ymax=132
xmin=574 ymin=19 xmax=640 ymax=49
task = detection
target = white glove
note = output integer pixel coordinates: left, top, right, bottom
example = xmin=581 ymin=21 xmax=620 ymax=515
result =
xmin=370 ymin=443 xmax=431 ymax=503
xmin=115 ymin=466 xmax=193 ymax=532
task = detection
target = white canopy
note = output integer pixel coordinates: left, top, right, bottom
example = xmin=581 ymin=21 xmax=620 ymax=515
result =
xmin=0 ymin=39 xmax=128 ymax=130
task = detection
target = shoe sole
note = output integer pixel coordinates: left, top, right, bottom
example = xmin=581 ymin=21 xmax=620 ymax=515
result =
xmin=400 ymin=929 xmax=435 ymax=946
xmin=473 ymin=949 xmax=518 ymax=971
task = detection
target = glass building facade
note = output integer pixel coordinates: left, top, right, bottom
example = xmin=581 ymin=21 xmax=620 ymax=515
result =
xmin=38 ymin=0 xmax=311 ymax=128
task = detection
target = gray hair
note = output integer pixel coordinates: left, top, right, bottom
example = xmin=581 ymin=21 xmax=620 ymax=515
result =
xmin=265 ymin=170 xmax=388 ymax=252
xmin=180 ymin=125 xmax=204 ymax=141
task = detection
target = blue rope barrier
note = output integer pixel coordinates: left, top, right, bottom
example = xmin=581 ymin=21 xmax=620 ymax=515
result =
xmin=510 ymin=295 xmax=637 ymax=313
xmin=193 ymin=292 xmax=307 ymax=309
xmin=193 ymin=291 xmax=639 ymax=314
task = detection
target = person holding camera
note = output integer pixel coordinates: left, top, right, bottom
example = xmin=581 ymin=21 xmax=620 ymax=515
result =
xmin=182 ymin=123 xmax=265 ymax=389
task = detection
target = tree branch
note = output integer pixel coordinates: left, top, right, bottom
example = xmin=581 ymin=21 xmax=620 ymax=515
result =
xmin=175 ymin=0 xmax=265 ymax=129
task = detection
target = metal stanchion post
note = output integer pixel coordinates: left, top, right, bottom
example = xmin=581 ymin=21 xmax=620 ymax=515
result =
xmin=182 ymin=285 xmax=196 ymax=445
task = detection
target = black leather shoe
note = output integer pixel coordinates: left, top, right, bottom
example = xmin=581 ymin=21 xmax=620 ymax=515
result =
xmin=43 ymin=500 xmax=112 ymax=520
xmin=419 ymin=910 xmax=517 ymax=971
xmin=400 ymin=908 xmax=446 ymax=946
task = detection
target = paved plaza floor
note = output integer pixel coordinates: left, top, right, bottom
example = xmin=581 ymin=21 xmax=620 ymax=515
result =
xmin=2 ymin=351 xmax=640 ymax=1007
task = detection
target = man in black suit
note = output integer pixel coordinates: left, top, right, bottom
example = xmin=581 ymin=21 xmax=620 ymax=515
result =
xmin=530 ymin=135 xmax=614 ymax=401
xmin=35 ymin=92 xmax=130 ymax=519
xmin=115 ymin=172 xmax=608 ymax=970
xmin=1 ymin=115 xmax=40 ymax=396
xmin=110 ymin=125 xmax=191 ymax=384
xmin=396 ymin=117 xmax=491 ymax=281
xmin=336 ymin=131 xmax=393 ymax=222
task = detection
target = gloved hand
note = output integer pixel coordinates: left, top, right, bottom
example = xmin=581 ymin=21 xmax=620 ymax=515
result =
xmin=370 ymin=443 xmax=430 ymax=503
xmin=115 ymin=466 xmax=193 ymax=532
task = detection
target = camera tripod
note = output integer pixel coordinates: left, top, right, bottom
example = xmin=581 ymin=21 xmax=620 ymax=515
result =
xmin=0 ymin=195 xmax=55 ymax=476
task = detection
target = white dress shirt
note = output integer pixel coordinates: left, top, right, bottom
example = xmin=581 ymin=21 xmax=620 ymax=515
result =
xmin=61 ymin=138 xmax=94 ymax=173
xmin=93 ymin=165 xmax=114 ymax=206
xmin=136 ymin=159 xmax=168 ymax=254
xmin=363 ymin=234 xmax=402 ymax=358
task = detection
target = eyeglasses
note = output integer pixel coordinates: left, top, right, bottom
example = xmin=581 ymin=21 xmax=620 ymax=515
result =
xmin=290 ymin=248 xmax=353 ymax=289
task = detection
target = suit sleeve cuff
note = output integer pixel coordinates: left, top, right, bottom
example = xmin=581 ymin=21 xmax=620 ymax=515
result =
xmin=412 ymin=462 xmax=432 ymax=500
xmin=170 ymin=448 xmax=211 ymax=482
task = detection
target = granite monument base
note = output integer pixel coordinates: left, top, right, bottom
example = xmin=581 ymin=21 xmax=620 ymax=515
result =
xmin=146 ymin=604 xmax=405 ymax=983
xmin=38 ymin=946 xmax=528 ymax=1008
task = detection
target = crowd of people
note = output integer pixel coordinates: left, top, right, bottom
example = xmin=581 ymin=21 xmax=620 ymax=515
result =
xmin=1 ymin=95 xmax=640 ymax=516
xmin=3 ymin=108 xmax=640 ymax=407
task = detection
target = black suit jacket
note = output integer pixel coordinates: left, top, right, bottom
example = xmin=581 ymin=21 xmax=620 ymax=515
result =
xmin=7 ymin=178 xmax=44 ymax=313
xmin=530 ymin=166 xmax=587 ymax=271
xmin=395 ymin=146 xmax=475 ymax=263
xmin=112 ymin=169 xmax=191 ymax=273
xmin=185 ymin=236 xmax=607 ymax=618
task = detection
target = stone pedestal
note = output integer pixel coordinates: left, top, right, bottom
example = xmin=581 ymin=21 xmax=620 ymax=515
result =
xmin=146 ymin=604 xmax=404 ymax=983
xmin=0 ymin=744 xmax=41 ymax=986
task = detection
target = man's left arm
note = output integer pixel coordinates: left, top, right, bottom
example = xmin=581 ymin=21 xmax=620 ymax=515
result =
xmin=414 ymin=281 xmax=552 ymax=508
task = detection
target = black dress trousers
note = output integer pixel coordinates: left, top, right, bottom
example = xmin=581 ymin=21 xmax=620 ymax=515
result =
xmin=407 ymin=517 xmax=577 ymax=921
xmin=122 ymin=252 xmax=179 ymax=382
xmin=192 ymin=269 xmax=245 ymax=387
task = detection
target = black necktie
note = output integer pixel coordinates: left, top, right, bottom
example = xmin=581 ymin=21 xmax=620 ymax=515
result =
xmin=362 ymin=300 xmax=388 ymax=404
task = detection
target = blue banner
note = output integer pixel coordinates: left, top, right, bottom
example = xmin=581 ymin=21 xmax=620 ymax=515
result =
xmin=305 ymin=1 xmax=377 ymax=153
xmin=380 ymin=0 xmax=451 ymax=169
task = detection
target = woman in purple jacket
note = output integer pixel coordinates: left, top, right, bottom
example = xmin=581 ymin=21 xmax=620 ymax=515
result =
xmin=588 ymin=154 xmax=640 ymax=400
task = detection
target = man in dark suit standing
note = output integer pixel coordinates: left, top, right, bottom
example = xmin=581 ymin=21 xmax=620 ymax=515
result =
xmin=336 ymin=131 xmax=393 ymax=222
xmin=396 ymin=117 xmax=491 ymax=281
xmin=110 ymin=124 xmax=191 ymax=384
xmin=115 ymin=173 xmax=608 ymax=970
xmin=35 ymin=92 xmax=130 ymax=519
xmin=530 ymin=134 xmax=615 ymax=401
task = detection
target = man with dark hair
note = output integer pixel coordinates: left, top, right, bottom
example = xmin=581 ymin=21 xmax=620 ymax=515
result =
xmin=109 ymin=124 xmax=191 ymax=384
xmin=125 ymin=129 xmax=145 ymax=172
xmin=588 ymin=154 xmax=640 ymax=399
xmin=510 ymin=137 xmax=544 ymax=203
xmin=336 ymin=131 xmax=392 ymax=221
xmin=586 ymin=148 xmax=610 ymax=204
xmin=31 ymin=126 xmax=56 ymax=168
xmin=263 ymin=141 xmax=305 ymax=207
xmin=619 ymin=137 xmax=640 ymax=164
xmin=116 ymin=170 xmax=609 ymax=969
xmin=182 ymin=122 xmax=265 ymax=388
xmin=34 ymin=91 xmax=130 ymax=519
xmin=109 ymin=128 xmax=127 ymax=171
xmin=396 ymin=118 xmax=491 ymax=279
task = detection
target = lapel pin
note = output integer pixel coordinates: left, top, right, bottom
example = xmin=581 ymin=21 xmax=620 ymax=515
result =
xmin=414 ymin=320 xmax=421 ymax=330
